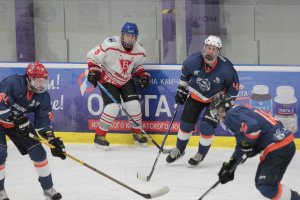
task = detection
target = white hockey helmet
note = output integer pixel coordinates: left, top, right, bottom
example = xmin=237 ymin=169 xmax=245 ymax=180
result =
xmin=204 ymin=35 xmax=222 ymax=49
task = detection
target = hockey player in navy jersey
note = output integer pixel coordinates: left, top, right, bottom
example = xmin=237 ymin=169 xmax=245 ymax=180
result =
xmin=166 ymin=35 xmax=239 ymax=166
xmin=210 ymin=94 xmax=300 ymax=200
xmin=86 ymin=22 xmax=150 ymax=149
xmin=0 ymin=62 xmax=66 ymax=200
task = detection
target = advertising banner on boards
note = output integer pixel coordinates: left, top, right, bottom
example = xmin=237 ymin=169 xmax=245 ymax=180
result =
xmin=0 ymin=63 xmax=299 ymax=138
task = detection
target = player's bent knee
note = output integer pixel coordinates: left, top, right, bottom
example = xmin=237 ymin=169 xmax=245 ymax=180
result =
xmin=256 ymin=184 xmax=278 ymax=199
xmin=0 ymin=146 xmax=7 ymax=164
xmin=28 ymin=144 xmax=47 ymax=162
xmin=123 ymin=100 xmax=141 ymax=114
xmin=104 ymin=103 xmax=120 ymax=115
xmin=180 ymin=121 xmax=195 ymax=132
xmin=199 ymin=121 xmax=215 ymax=135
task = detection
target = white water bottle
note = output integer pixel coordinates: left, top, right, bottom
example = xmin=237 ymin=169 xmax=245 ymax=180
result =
xmin=274 ymin=86 xmax=297 ymax=132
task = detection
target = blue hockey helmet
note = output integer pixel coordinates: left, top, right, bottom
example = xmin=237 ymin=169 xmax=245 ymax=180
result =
xmin=121 ymin=22 xmax=139 ymax=49
xmin=121 ymin=22 xmax=139 ymax=36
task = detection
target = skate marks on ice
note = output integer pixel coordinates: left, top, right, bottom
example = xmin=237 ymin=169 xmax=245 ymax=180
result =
xmin=5 ymin=143 xmax=300 ymax=200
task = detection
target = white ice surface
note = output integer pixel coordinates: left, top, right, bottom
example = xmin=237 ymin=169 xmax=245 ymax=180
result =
xmin=4 ymin=142 xmax=299 ymax=200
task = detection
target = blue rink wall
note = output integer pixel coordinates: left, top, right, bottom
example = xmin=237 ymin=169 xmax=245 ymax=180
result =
xmin=0 ymin=62 xmax=299 ymax=149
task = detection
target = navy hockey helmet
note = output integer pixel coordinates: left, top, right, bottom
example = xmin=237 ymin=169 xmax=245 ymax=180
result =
xmin=209 ymin=93 xmax=233 ymax=118
xmin=121 ymin=22 xmax=139 ymax=49
xmin=26 ymin=62 xmax=49 ymax=94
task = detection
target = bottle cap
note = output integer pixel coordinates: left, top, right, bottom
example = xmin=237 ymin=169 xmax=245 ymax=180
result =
xmin=276 ymin=86 xmax=295 ymax=97
xmin=253 ymin=85 xmax=269 ymax=95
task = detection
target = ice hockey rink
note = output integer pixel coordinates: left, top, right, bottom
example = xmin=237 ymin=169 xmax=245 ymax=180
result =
xmin=4 ymin=142 xmax=299 ymax=200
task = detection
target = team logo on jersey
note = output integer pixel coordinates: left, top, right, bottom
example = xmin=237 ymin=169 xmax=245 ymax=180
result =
xmin=273 ymin=128 xmax=286 ymax=141
xmin=196 ymin=78 xmax=210 ymax=91
xmin=119 ymin=56 xmax=134 ymax=75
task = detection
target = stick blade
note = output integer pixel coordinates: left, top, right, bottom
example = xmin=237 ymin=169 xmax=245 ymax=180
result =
xmin=146 ymin=186 xmax=169 ymax=199
xmin=137 ymin=172 xmax=150 ymax=182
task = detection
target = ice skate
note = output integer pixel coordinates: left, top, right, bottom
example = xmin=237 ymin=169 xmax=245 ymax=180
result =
xmin=166 ymin=148 xmax=185 ymax=163
xmin=132 ymin=133 xmax=148 ymax=147
xmin=0 ymin=189 xmax=9 ymax=200
xmin=43 ymin=187 xmax=62 ymax=200
xmin=94 ymin=134 xmax=109 ymax=150
xmin=188 ymin=152 xmax=203 ymax=166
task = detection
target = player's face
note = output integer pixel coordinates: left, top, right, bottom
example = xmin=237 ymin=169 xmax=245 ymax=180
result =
xmin=28 ymin=77 xmax=49 ymax=93
xmin=211 ymin=106 xmax=226 ymax=121
xmin=123 ymin=33 xmax=137 ymax=44
xmin=203 ymin=44 xmax=219 ymax=65
xmin=217 ymin=107 xmax=226 ymax=120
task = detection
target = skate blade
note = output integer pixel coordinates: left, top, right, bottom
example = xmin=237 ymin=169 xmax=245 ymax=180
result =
xmin=45 ymin=196 xmax=53 ymax=200
xmin=134 ymin=141 xmax=147 ymax=147
xmin=187 ymin=161 xmax=202 ymax=168
xmin=95 ymin=143 xmax=109 ymax=150
xmin=187 ymin=163 xmax=200 ymax=168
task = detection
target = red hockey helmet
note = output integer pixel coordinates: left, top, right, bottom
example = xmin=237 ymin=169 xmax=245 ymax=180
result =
xmin=26 ymin=62 xmax=48 ymax=78
xmin=26 ymin=62 xmax=49 ymax=93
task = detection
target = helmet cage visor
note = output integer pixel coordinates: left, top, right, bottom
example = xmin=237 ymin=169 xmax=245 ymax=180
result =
xmin=121 ymin=33 xmax=137 ymax=49
xmin=28 ymin=77 xmax=49 ymax=94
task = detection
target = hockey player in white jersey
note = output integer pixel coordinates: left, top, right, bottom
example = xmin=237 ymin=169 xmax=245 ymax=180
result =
xmin=86 ymin=22 xmax=150 ymax=148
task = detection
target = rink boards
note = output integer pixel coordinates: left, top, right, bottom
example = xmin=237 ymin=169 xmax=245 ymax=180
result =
xmin=0 ymin=62 xmax=299 ymax=149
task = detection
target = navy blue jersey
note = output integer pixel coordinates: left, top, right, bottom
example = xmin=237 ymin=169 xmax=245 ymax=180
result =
xmin=0 ymin=74 xmax=52 ymax=130
xmin=224 ymin=105 xmax=294 ymax=160
xmin=180 ymin=52 xmax=239 ymax=102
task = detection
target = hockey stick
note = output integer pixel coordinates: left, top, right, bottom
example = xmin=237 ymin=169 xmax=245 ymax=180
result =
xmin=198 ymin=154 xmax=247 ymax=200
xmin=137 ymin=104 xmax=178 ymax=182
xmin=29 ymin=133 xmax=170 ymax=199
xmin=97 ymin=82 xmax=172 ymax=154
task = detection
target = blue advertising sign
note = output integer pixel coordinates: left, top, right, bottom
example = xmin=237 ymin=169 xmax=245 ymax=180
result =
xmin=0 ymin=63 xmax=299 ymax=138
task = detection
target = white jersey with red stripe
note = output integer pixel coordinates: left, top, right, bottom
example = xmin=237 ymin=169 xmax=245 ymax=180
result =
xmin=86 ymin=36 xmax=146 ymax=87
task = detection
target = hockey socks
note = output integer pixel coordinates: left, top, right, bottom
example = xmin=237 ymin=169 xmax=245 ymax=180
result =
xmin=97 ymin=103 xmax=119 ymax=136
xmin=197 ymin=133 xmax=214 ymax=159
xmin=28 ymin=144 xmax=53 ymax=190
xmin=0 ymin=147 xmax=7 ymax=191
xmin=0 ymin=165 xmax=5 ymax=191
xmin=177 ymin=129 xmax=192 ymax=152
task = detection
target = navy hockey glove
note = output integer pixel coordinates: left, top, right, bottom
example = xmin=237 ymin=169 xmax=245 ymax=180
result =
xmin=175 ymin=86 xmax=188 ymax=105
xmin=49 ymin=137 xmax=66 ymax=160
xmin=218 ymin=158 xmax=237 ymax=184
xmin=11 ymin=114 xmax=30 ymax=137
xmin=87 ymin=65 xmax=101 ymax=88
xmin=241 ymin=140 xmax=260 ymax=158
xmin=138 ymin=72 xmax=150 ymax=88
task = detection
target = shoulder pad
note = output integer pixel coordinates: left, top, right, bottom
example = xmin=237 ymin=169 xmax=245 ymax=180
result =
xmin=101 ymin=36 xmax=120 ymax=49
xmin=218 ymin=55 xmax=233 ymax=67
xmin=133 ymin=42 xmax=146 ymax=54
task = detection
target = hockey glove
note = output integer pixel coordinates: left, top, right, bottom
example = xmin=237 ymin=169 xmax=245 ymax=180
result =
xmin=138 ymin=72 xmax=150 ymax=88
xmin=175 ymin=86 xmax=188 ymax=105
xmin=218 ymin=158 xmax=237 ymax=184
xmin=241 ymin=140 xmax=260 ymax=158
xmin=49 ymin=137 xmax=66 ymax=160
xmin=87 ymin=65 xmax=101 ymax=88
xmin=10 ymin=113 xmax=30 ymax=137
